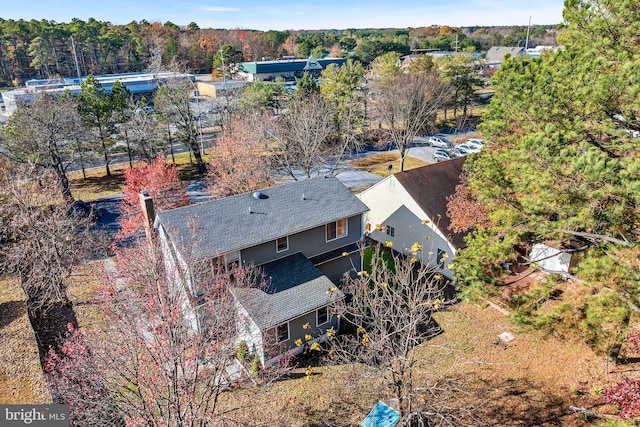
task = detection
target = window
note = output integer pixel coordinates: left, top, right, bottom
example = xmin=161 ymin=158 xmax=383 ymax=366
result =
xmin=326 ymin=218 xmax=348 ymax=241
xmin=386 ymin=226 xmax=395 ymax=237
xmin=276 ymin=236 xmax=289 ymax=253
xmin=317 ymin=306 xmax=328 ymax=326
xmin=276 ymin=323 xmax=289 ymax=343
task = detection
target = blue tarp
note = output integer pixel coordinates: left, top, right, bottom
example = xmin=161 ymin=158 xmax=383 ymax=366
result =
xmin=361 ymin=401 xmax=401 ymax=427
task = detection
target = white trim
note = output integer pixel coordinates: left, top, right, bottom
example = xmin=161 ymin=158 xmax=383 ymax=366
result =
xmin=276 ymin=236 xmax=289 ymax=253
xmin=316 ymin=306 xmax=329 ymax=326
xmin=326 ymin=218 xmax=348 ymax=242
xmin=274 ymin=322 xmax=290 ymax=343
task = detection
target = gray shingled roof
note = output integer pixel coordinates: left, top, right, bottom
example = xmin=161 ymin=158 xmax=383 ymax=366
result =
xmin=486 ymin=46 xmax=524 ymax=63
xmin=231 ymin=253 xmax=344 ymax=329
xmin=155 ymin=176 xmax=369 ymax=258
xmin=393 ymin=157 xmax=467 ymax=249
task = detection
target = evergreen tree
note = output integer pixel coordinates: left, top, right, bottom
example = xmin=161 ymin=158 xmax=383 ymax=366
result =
xmin=453 ymin=0 xmax=640 ymax=354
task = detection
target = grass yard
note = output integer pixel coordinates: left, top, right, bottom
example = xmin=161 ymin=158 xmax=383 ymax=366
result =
xmin=347 ymin=152 xmax=429 ymax=177
xmin=221 ymin=301 xmax=630 ymax=426
xmin=67 ymin=152 xmax=208 ymax=202
xmin=0 ymin=276 xmax=51 ymax=404
xmin=6 ymin=253 xmax=634 ymax=424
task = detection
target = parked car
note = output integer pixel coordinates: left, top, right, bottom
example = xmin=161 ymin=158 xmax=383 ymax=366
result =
xmin=455 ymin=144 xmax=478 ymax=154
xmin=447 ymin=148 xmax=467 ymax=158
xmin=466 ymin=138 xmax=485 ymax=149
xmin=427 ymin=136 xmax=454 ymax=148
xmin=432 ymin=149 xmax=452 ymax=162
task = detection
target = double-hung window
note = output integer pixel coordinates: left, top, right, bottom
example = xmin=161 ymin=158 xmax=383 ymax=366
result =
xmin=386 ymin=226 xmax=395 ymax=237
xmin=276 ymin=236 xmax=289 ymax=253
xmin=326 ymin=218 xmax=348 ymax=241
xmin=275 ymin=323 xmax=289 ymax=343
xmin=317 ymin=306 xmax=328 ymax=326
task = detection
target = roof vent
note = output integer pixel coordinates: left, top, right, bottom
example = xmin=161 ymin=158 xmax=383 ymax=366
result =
xmin=252 ymin=191 xmax=268 ymax=200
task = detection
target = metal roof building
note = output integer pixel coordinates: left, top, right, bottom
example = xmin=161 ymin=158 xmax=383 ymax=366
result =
xmin=3 ymin=71 xmax=194 ymax=115
xmin=237 ymin=56 xmax=346 ymax=82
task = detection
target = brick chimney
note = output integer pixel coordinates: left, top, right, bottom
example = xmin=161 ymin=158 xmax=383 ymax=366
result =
xmin=139 ymin=190 xmax=156 ymax=241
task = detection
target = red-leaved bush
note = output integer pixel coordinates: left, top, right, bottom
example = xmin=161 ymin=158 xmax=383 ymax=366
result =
xmin=604 ymin=376 xmax=640 ymax=419
xmin=446 ymin=171 xmax=492 ymax=233
xmin=117 ymin=155 xmax=188 ymax=240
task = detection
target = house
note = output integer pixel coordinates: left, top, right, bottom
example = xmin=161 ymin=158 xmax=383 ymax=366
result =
xmin=237 ymin=56 xmax=346 ymax=82
xmin=357 ymin=158 xmax=466 ymax=279
xmin=152 ymin=176 xmax=369 ymax=365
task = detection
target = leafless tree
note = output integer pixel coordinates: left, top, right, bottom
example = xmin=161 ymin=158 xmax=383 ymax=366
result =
xmin=46 ymin=234 xmax=292 ymax=426
xmin=0 ymin=166 xmax=99 ymax=313
xmin=330 ymin=243 xmax=451 ymax=420
xmin=120 ymin=99 xmax=166 ymax=163
xmin=255 ymin=93 xmax=333 ymax=180
xmin=370 ymin=72 xmax=453 ymax=171
xmin=154 ymin=73 xmax=205 ymax=173
xmin=0 ymin=93 xmax=82 ymax=203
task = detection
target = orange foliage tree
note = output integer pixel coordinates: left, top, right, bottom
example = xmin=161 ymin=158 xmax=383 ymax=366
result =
xmin=207 ymin=118 xmax=273 ymax=199
xmin=117 ymin=155 xmax=189 ymax=239
xmin=446 ymin=171 xmax=491 ymax=233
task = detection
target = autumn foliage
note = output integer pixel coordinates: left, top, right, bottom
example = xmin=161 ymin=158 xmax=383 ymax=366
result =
xmin=45 ymin=238 xmax=289 ymax=426
xmin=446 ymin=171 xmax=491 ymax=233
xmin=44 ymin=324 xmax=122 ymax=427
xmin=117 ymin=155 xmax=188 ymax=239
xmin=207 ymin=118 xmax=272 ymax=199
xmin=603 ymin=333 xmax=640 ymax=419
xmin=605 ymin=376 xmax=640 ymax=419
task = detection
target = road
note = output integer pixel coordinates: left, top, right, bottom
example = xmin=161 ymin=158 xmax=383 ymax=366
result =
xmin=67 ymin=133 xmax=217 ymax=172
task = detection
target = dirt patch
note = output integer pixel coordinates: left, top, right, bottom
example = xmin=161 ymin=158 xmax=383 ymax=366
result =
xmin=0 ymin=276 xmax=50 ymax=404
xmin=422 ymin=302 xmax=619 ymax=426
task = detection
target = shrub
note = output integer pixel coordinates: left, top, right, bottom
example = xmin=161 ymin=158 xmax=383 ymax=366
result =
xmin=236 ymin=340 xmax=248 ymax=362
xmin=251 ymin=355 xmax=261 ymax=377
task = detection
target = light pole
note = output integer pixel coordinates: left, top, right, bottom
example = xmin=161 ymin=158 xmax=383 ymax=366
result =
xmin=189 ymin=78 xmax=205 ymax=154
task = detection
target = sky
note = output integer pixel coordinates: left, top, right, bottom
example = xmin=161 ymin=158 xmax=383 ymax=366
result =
xmin=1 ymin=0 xmax=564 ymax=31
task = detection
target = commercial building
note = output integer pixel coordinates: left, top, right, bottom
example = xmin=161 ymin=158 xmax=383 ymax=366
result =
xmin=237 ymin=56 xmax=346 ymax=82
xmin=3 ymin=71 xmax=194 ymax=115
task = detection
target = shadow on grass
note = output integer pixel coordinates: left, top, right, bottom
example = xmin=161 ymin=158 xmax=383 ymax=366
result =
xmin=0 ymin=300 xmax=26 ymax=329
xmin=178 ymin=162 xmax=207 ymax=181
xmin=70 ymin=174 xmax=125 ymax=197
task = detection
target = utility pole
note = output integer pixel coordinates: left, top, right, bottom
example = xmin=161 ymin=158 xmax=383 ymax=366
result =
xmin=220 ymin=45 xmax=226 ymax=88
xmin=525 ymin=16 xmax=532 ymax=51
xmin=70 ymin=36 xmax=81 ymax=78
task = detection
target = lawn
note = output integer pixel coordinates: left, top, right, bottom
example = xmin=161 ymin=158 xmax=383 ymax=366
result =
xmin=221 ymin=301 xmax=627 ymax=426
xmin=4 ymin=253 xmax=634 ymax=425
xmin=347 ymin=152 xmax=429 ymax=177
xmin=67 ymin=152 xmax=208 ymax=202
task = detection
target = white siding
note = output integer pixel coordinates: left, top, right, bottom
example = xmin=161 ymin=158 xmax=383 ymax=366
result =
xmin=357 ymin=176 xmax=456 ymax=278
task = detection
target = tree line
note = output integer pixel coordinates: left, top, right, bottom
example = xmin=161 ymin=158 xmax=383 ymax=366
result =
xmin=0 ymin=17 xmax=558 ymax=86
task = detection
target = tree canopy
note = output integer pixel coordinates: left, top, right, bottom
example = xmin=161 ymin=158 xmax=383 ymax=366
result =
xmin=453 ymin=0 xmax=640 ymax=353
